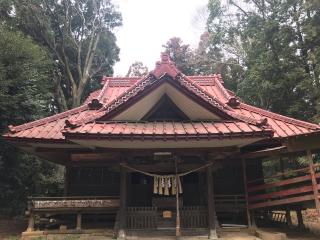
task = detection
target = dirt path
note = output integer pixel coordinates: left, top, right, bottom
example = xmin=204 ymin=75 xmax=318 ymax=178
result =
xmin=0 ymin=217 xmax=319 ymax=240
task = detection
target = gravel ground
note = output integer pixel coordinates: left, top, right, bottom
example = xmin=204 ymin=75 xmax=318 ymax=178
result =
xmin=0 ymin=216 xmax=319 ymax=240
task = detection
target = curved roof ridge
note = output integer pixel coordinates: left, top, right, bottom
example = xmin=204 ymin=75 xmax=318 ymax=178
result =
xmin=67 ymin=74 xmax=153 ymax=127
xmin=102 ymin=76 xmax=141 ymax=82
xmin=96 ymin=77 xmax=110 ymax=100
xmin=179 ymin=74 xmax=232 ymax=111
xmin=8 ymin=104 xmax=89 ymax=133
xmin=66 ymin=55 xmax=265 ymax=129
xmin=239 ymin=103 xmax=320 ymax=130
xmin=212 ymin=74 xmax=235 ymax=101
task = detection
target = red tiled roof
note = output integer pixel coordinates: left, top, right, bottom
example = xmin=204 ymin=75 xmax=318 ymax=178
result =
xmin=4 ymin=53 xmax=320 ymax=143
xmin=62 ymin=121 xmax=273 ymax=140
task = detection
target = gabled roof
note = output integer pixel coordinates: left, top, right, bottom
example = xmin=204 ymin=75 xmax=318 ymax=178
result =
xmin=65 ymin=53 xmax=264 ymax=127
xmin=4 ymin=53 xmax=320 ymax=143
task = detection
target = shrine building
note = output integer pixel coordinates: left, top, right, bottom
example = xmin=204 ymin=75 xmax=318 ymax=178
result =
xmin=3 ymin=53 xmax=320 ymax=239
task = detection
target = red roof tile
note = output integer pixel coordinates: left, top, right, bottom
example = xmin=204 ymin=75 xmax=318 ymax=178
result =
xmin=62 ymin=121 xmax=273 ymax=140
xmin=4 ymin=54 xmax=320 ymax=143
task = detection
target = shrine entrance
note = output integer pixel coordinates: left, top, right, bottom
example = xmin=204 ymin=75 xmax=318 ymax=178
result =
xmin=127 ymin=171 xmax=208 ymax=230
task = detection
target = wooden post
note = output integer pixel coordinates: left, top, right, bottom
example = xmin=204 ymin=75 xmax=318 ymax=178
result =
xmin=118 ymin=165 xmax=127 ymax=239
xmin=285 ymin=209 xmax=292 ymax=228
xmin=307 ymin=150 xmax=320 ymax=213
xmin=296 ymin=209 xmax=305 ymax=229
xmin=207 ymin=164 xmax=218 ymax=239
xmin=76 ymin=213 xmax=82 ymax=231
xmin=241 ymin=158 xmax=252 ymax=228
xmin=64 ymin=166 xmax=69 ymax=196
xmin=252 ymin=211 xmax=257 ymax=227
xmin=27 ymin=214 xmax=35 ymax=232
xmin=26 ymin=200 xmax=35 ymax=232
xmin=175 ymin=157 xmax=181 ymax=238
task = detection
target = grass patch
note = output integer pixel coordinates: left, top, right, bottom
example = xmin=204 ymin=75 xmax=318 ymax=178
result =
xmin=3 ymin=236 xmax=19 ymax=240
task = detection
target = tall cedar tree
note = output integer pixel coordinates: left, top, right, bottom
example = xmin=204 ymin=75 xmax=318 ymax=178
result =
xmin=206 ymin=0 xmax=320 ymax=121
xmin=126 ymin=61 xmax=149 ymax=77
xmin=4 ymin=0 xmax=122 ymax=111
xmin=0 ymin=26 xmax=63 ymax=215
xmin=162 ymin=36 xmax=243 ymax=93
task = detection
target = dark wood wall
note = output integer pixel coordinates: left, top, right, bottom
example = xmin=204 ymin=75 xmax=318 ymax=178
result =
xmin=214 ymin=165 xmax=244 ymax=195
xmin=67 ymin=166 xmax=120 ymax=196
xmin=66 ymin=160 xmax=264 ymax=200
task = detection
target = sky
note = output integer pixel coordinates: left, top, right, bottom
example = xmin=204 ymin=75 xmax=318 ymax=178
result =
xmin=112 ymin=0 xmax=208 ymax=76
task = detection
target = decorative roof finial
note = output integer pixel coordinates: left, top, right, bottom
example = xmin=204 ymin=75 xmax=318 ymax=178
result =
xmin=161 ymin=52 xmax=170 ymax=63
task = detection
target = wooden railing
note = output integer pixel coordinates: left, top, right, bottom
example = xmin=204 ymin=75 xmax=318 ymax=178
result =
xmin=126 ymin=207 xmax=157 ymax=229
xmin=126 ymin=206 xmax=208 ymax=229
xmin=28 ymin=196 xmax=120 ymax=212
xmin=181 ymin=206 xmax=208 ymax=228
xmin=26 ymin=196 xmax=119 ymax=232
xmin=247 ymin=164 xmax=320 ymax=209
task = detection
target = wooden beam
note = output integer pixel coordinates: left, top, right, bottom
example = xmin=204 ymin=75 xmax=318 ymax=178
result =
xmin=247 ymin=174 xmax=317 ymax=192
xmin=248 ymin=194 xmax=315 ymax=209
xmin=94 ymin=146 xmax=239 ymax=155
xmin=71 ymin=153 xmax=111 ymax=161
xmin=248 ymin=185 xmax=315 ymax=202
xmin=243 ymin=146 xmax=287 ymax=159
xmin=35 ymin=147 xmax=92 ymax=153
xmin=284 ymin=133 xmax=320 ymax=152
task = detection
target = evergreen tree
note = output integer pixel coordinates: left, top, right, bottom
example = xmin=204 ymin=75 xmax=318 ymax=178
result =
xmin=206 ymin=0 xmax=320 ymax=121
xmin=0 ymin=26 xmax=63 ymax=215
xmin=162 ymin=35 xmax=242 ymax=92
xmin=3 ymin=0 xmax=122 ymax=111
xmin=163 ymin=37 xmax=195 ymax=75
xmin=126 ymin=61 xmax=148 ymax=77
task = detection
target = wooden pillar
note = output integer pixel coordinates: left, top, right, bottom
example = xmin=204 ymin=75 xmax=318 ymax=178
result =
xmin=285 ymin=209 xmax=292 ymax=228
xmin=207 ymin=164 xmax=218 ymax=239
xmin=307 ymin=150 xmax=320 ymax=213
xmin=250 ymin=211 xmax=257 ymax=228
xmin=26 ymin=200 xmax=35 ymax=232
xmin=118 ymin=165 xmax=127 ymax=239
xmin=27 ymin=214 xmax=35 ymax=232
xmin=175 ymin=157 xmax=181 ymax=238
xmin=76 ymin=213 xmax=82 ymax=231
xmin=241 ymin=158 xmax=252 ymax=228
xmin=296 ymin=209 xmax=305 ymax=229
xmin=64 ymin=166 xmax=70 ymax=196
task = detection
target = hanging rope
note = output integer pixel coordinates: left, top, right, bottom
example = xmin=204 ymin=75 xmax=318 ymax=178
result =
xmin=120 ymin=162 xmax=213 ymax=178
xmin=120 ymin=162 xmax=213 ymax=196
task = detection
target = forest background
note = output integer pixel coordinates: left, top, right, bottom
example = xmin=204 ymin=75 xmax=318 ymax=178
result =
xmin=0 ymin=0 xmax=319 ymax=215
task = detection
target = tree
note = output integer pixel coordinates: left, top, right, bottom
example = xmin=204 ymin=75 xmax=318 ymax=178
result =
xmin=126 ymin=61 xmax=148 ymax=77
xmin=206 ymin=0 xmax=320 ymax=121
xmin=0 ymin=26 xmax=63 ymax=215
xmin=163 ymin=37 xmax=195 ymax=75
xmin=5 ymin=0 xmax=122 ymax=111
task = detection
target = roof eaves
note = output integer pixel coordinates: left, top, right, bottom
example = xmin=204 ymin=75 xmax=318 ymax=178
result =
xmin=240 ymin=103 xmax=320 ymax=130
xmin=7 ymin=105 xmax=89 ymax=134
